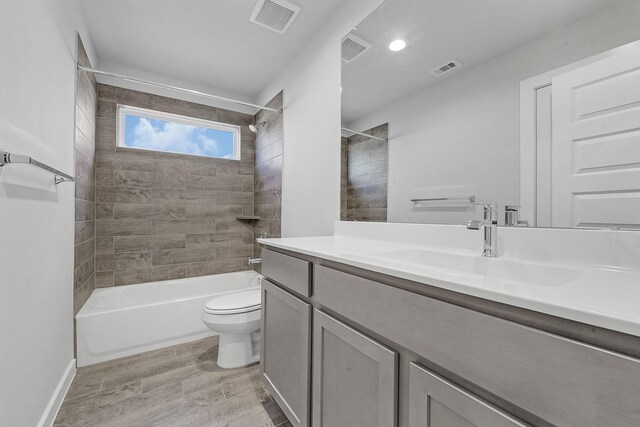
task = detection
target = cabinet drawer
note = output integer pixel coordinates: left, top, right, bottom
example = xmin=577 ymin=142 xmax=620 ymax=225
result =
xmin=409 ymin=362 xmax=528 ymax=427
xmin=262 ymin=249 xmax=312 ymax=297
xmin=314 ymin=265 xmax=640 ymax=426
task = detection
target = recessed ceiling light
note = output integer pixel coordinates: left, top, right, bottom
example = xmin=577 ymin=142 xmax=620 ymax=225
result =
xmin=388 ymin=39 xmax=407 ymax=52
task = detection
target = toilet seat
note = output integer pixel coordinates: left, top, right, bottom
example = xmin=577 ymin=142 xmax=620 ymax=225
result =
xmin=204 ymin=288 xmax=261 ymax=315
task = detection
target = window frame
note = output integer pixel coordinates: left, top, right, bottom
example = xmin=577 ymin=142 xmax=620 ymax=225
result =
xmin=116 ymin=104 xmax=241 ymax=160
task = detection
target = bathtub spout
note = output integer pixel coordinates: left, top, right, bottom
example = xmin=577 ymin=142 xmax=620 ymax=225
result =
xmin=248 ymin=257 xmax=262 ymax=265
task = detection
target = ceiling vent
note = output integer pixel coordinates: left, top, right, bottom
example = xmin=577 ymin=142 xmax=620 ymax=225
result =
xmin=431 ymin=59 xmax=463 ymax=76
xmin=250 ymin=0 xmax=301 ymax=34
xmin=341 ymin=34 xmax=372 ymax=63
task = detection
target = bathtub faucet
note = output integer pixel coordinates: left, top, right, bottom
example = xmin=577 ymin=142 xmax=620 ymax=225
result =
xmin=248 ymin=258 xmax=262 ymax=265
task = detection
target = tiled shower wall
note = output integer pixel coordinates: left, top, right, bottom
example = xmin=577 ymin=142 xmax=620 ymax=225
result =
xmin=254 ymin=92 xmax=283 ymax=239
xmin=74 ymin=36 xmax=97 ymax=315
xmin=341 ymin=123 xmax=389 ymax=222
xmin=94 ymin=84 xmax=256 ymax=287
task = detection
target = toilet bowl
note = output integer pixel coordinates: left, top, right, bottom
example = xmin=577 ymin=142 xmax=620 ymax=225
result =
xmin=202 ymin=288 xmax=261 ymax=369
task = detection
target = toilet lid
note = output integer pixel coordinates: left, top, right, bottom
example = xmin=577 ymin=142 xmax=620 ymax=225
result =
xmin=204 ymin=289 xmax=261 ymax=314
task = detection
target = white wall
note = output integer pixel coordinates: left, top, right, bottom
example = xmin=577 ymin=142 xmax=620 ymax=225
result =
xmin=349 ymin=0 xmax=640 ymax=225
xmin=258 ymin=0 xmax=385 ymax=237
xmin=0 ymin=1 xmax=94 ymax=425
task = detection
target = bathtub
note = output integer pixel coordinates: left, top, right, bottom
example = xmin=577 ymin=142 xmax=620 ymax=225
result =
xmin=76 ymin=271 xmax=261 ymax=367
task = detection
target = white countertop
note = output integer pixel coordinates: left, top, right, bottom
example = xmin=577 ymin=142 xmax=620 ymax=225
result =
xmin=258 ymin=222 xmax=640 ymax=337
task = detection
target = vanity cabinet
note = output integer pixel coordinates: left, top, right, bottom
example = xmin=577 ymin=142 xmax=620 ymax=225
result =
xmin=260 ymin=248 xmax=640 ymax=427
xmin=260 ymin=279 xmax=311 ymax=427
xmin=312 ymin=309 xmax=398 ymax=427
xmin=408 ymin=363 xmax=528 ymax=427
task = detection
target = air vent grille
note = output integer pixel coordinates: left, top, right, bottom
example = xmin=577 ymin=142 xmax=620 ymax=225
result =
xmin=342 ymin=34 xmax=372 ymax=63
xmin=431 ymin=59 xmax=463 ymax=76
xmin=250 ymin=0 xmax=300 ymax=34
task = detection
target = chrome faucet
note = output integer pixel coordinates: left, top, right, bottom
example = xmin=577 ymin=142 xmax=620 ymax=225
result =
xmin=467 ymin=204 xmax=498 ymax=257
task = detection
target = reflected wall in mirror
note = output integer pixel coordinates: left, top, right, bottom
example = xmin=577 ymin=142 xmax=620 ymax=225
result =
xmin=341 ymin=0 xmax=640 ymax=228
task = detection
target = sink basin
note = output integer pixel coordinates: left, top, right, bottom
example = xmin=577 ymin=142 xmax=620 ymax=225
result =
xmin=342 ymin=249 xmax=586 ymax=287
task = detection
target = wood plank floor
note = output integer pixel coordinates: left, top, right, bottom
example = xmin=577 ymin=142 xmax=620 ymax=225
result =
xmin=54 ymin=337 xmax=290 ymax=427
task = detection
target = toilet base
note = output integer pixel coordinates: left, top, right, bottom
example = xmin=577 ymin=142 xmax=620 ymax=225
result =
xmin=216 ymin=331 xmax=261 ymax=369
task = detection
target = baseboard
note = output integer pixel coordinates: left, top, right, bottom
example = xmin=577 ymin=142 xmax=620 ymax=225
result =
xmin=38 ymin=359 xmax=76 ymax=427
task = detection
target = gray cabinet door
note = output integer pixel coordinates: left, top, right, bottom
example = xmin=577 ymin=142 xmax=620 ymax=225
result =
xmin=261 ymin=279 xmax=311 ymax=427
xmin=408 ymin=363 xmax=529 ymax=427
xmin=312 ymin=310 xmax=398 ymax=427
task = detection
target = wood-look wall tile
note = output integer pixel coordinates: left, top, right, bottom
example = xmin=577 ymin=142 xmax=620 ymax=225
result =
xmin=151 ymin=248 xmax=216 ymax=266
xmin=114 ymin=265 xmax=185 ymax=286
xmin=97 ymin=99 xmax=116 ymax=119
xmin=115 ymin=252 xmax=152 ymax=271
xmin=74 ymin=258 xmax=94 ymax=291
xmin=114 ymin=171 xmax=186 ymax=189
xmin=95 ymin=168 xmax=114 ymax=186
xmin=96 ymin=237 xmax=114 ymax=254
xmin=185 ymin=232 xmax=244 ymax=250
xmin=95 ymin=254 xmax=115 ymax=272
xmin=185 ymin=204 xmax=242 ymax=219
xmin=98 ymin=84 xmax=153 ymax=108
xmin=75 ymin=220 xmax=95 ymax=245
xmin=96 ymin=187 xmax=151 ymax=203
xmin=96 ymin=219 xmax=153 ymax=236
xmin=75 ymin=199 xmax=95 ymax=221
xmin=186 ymin=175 xmax=248 ymax=191
xmin=150 ymin=189 xmax=217 ymax=203
xmin=113 ymin=235 xmax=186 ymax=253
xmin=354 ymin=209 xmax=387 ymax=222
xmin=113 ymin=203 xmax=186 ymax=220
xmin=152 ymin=219 xmax=216 ymax=235
xmin=151 ymin=95 xmax=218 ymax=121
xmin=97 ymin=152 xmax=154 ymax=172
xmin=74 ymin=279 xmax=94 ymax=316
xmin=184 ymin=258 xmax=243 ymax=278
xmin=217 ymin=109 xmax=254 ymax=126
xmin=216 ymin=191 xmax=254 ymax=205
xmin=95 ymin=271 xmax=114 ymax=288
xmin=214 ymin=218 xmax=253 ymax=233
xmin=75 ymin=151 xmax=93 ymax=181
xmin=216 ymin=246 xmax=253 ymax=259
xmin=96 ymin=203 xmax=114 ymax=219
xmin=74 ymin=239 xmax=94 ymax=270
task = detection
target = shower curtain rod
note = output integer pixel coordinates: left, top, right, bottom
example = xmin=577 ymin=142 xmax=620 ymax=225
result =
xmin=77 ymin=65 xmax=283 ymax=113
xmin=341 ymin=127 xmax=388 ymax=142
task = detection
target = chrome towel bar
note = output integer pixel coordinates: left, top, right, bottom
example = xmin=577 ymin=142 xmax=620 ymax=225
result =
xmin=411 ymin=196 xmax=476 ymax=203
xmin=0 ymin=150 xmax=74 ymax=184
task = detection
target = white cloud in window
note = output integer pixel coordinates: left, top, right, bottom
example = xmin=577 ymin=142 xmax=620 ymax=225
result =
xmin=130 ymin=118 xmax=223 ymax=157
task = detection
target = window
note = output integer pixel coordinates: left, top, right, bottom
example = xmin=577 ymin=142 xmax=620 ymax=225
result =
xmin=117 ymin=105 xmax=241 ymax=160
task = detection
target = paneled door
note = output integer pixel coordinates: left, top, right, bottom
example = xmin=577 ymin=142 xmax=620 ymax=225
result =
xmin=261 ymin=279 xmax=311 ymax=427
xmin=408 ymin=363 xmax=529 ymax=427
xmin=552 ymin=44 xmax=640 ymax=228
xmin=312 ymin=310 xmax=397 ymax=427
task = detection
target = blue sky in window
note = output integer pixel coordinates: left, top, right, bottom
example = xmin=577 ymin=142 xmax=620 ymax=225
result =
xmin=123 ymin=114 xmax=235 ymax=159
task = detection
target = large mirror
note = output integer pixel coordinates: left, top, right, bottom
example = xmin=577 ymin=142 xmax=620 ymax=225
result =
xmin=341 ymin=0 xmax=640 ymax=228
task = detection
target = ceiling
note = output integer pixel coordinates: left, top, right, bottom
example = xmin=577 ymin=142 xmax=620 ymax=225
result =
xmin=79 ymin=0 xmax=344 ymax=99
xmin=341 ymin=0 xmax=624 ymax=123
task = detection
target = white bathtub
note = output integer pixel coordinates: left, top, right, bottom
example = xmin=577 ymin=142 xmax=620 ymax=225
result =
xmin=76 ymin=271 xmax=261 ymax=367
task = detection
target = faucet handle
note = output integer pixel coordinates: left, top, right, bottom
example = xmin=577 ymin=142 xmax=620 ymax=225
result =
xmin=467 ymin=219 xmax=481 ymax=230
xmin=482 ymin=203 xmax=498 ymax=222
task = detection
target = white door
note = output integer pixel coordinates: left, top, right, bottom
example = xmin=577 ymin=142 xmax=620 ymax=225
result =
xmin=552 ymin=45 xmax=640 ymax=228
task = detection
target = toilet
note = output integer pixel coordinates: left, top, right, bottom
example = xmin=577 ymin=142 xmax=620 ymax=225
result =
xmin=202 ymin=288 xmax=262 ymax=369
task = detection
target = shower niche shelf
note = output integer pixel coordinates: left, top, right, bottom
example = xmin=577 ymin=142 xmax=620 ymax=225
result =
xmin=236 ymin=216 xmax=261 ymax=221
